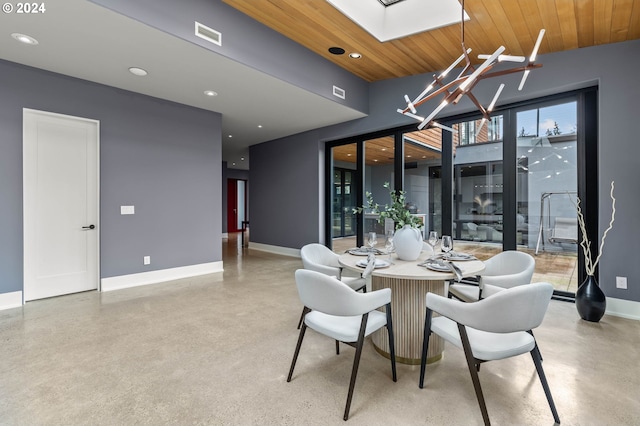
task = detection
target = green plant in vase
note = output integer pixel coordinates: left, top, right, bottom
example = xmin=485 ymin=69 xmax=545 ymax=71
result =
xmin=354 ymin=182 xmax=423 ymax=260
xmin=353 ymin=182 xmax=423 ymax=230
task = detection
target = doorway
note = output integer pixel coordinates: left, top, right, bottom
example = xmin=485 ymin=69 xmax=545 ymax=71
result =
xmin=23 ymin=109 xmax=100 ymax=301
xmin=227 ymin=179 xmax=247 ymax=233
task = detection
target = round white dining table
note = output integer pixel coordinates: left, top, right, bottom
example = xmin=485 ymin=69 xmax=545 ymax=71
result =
xmin=339 ymin=250 xmax=485 ymax=365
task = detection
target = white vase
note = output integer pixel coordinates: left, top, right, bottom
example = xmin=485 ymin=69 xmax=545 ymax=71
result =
xmin=393 ymin=225 xmax=423 ymax=261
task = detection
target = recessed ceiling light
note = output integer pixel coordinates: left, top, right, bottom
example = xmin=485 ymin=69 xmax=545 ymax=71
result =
xmin=240 ymin=157 xmax=245 ymax=161
xmin=258 ymin=125 xmax=263 ymax=128
xmin=204 ymin=90 xmax=218 ymax=97
xmin=228 ymin=135 xmax=233 ymax=138
xmin=11 ymin=33 xmax=38 ymax=45
xmin=328 ymin=47 xmax=345 ymax=55
xmin=128 ymin=67 xmax=148 ymax=77
xmin=232 ymin=162 xmax=236 ymax=166
xmin=349 ymin=53 xmax=362 ymax=59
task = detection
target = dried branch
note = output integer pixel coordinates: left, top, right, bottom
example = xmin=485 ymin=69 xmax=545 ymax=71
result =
xmin=573 ymin=181 xmax=616 ymax=276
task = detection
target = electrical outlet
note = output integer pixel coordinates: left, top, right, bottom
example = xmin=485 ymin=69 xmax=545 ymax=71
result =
xmin=144 ymin=256 xmax=151 ymax=265
xmin=616 ymin=276 xmax=627 ymax=289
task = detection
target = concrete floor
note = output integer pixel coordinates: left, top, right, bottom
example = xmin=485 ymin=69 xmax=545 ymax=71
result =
xmin=0 ymin=234 xmax=638 ymax=425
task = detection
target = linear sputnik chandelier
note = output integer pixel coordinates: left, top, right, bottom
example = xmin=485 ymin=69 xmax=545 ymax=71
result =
xmin=398 ymin=0 xmax=545 ymax=133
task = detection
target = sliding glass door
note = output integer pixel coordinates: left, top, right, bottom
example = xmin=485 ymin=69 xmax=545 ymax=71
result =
xmin=326 ymin=87 xmax=597 ymax=296
xmin=329 ymin=143 xmax=358 ymax=243
xmin=402 ymin=129 xmax=443 ymax=237
xmin=516 ymin=100 xmax=579 ymax=293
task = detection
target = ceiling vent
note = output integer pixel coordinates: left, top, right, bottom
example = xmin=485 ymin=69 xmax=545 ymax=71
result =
xmin=333 ymin=85 xmax=346 ymax=100
xmin=195 ymin=21 xmax=222 ymax=46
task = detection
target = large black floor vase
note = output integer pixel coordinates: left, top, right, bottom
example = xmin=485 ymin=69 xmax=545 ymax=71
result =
xmin=575 ymin=275 xmax=606 ymax=322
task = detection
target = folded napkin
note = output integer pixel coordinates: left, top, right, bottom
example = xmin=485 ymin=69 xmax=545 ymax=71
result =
xmin=362 ymin=253 xmax=376 ymax=278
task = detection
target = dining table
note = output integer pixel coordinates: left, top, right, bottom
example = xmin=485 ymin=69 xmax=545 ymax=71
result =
xmin=339 ymin=249 xmax=485 ymax=365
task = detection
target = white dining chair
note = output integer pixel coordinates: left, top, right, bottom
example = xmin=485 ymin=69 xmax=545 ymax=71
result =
xmin=287 ymin=269 xmax=397 ymax=421
xmin=298 ymin=243 xmax=367 ymax=328
xmin=419 ymin=282 xmax=560 ymax=425
xmin=300 ymin=243 xmax=366 ymax=291
xmin=448 ymin=250 xmax=535 ymax=302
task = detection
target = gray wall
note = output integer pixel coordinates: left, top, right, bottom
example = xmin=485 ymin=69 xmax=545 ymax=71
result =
xmin=89 ymin=0 xmax=368 ymax=113
xmin=249 ymin=39 xmax=640 ymax=303
xmin=0 ymin=59 xmax=222 ymax=293
xmin=250 ymin=130 xmax=322 ymax=247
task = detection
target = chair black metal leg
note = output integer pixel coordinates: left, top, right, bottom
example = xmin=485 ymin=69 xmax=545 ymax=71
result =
xmin=458 ymin=324 xmax=491 ymax=426
xmin=385 ymin=303 xmax=397 ymax=382
xmin=527 ymin=330 xmax=542 ymax=361
xmin=297 ymin=306 xmax=310 ymax=329
xmin=343 ymin=313 xmax=369 ymax=421
xmin=531 ymin=344 xmax=560 ymax=424
xmin=336 ymin=340 xmax=340 ymax=355
xmin=287 ymin=323 xmax=307 ymax=382
xmin=419 ymin=308 xmax=433 ymax=388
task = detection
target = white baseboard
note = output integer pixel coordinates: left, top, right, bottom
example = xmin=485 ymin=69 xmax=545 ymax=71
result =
xmin=248 ymin=242 xmax=301 ymax=258
xmin=101 ymin=261 xmax=224 ymax=292
xmin=222 ymin=233 xmax=229 ymax=239
xmin=606 ymin=297 xmax=640 ymax=321
xmin=0 ymin=291 xmax=23 ymax=311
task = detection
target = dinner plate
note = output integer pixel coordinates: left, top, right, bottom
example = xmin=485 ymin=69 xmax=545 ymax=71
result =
xmin=423 ymin=261 xmax=450 ymax=272
xmin=444 ymin=252 xmax=476 ymax=261
xmin=356 ymin=258 xmax=391 ymax=269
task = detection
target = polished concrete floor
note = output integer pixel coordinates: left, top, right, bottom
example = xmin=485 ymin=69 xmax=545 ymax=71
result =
xmin=1 ymin=234 xmax=638 ymax=425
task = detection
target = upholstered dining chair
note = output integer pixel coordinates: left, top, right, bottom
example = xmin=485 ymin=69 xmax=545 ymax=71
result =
xmin=287 ymin=269 xmax=397 ymax=421
xmin=419 ymin=282 xmax=560 ymax=425
xmin=448 ymin=250 xmax=535 ymax=302
xmin=300 ymin=243 xmax=366 ymax=291
xmin=298 ymin=243 xmax=367 ymax=328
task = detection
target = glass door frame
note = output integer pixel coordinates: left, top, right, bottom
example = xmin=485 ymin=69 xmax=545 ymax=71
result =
xmin=439 ymin=87 xmax=598 ymax=298
xmin=325 ymin=86 xmax=598 ymax=299
xmin=325 ymin=127 xmax=413 ymax=248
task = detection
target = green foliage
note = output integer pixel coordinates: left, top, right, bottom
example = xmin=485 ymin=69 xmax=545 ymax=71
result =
xmin=352 ymin=182 xmax=423 ymax=230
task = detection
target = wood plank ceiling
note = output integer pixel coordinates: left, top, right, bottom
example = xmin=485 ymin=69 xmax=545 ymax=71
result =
xmin=224 ymin=0 xmax=640 ymax=82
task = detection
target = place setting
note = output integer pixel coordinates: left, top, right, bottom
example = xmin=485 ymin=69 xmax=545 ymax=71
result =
xmin=346 ymin=231 xmax=391 ymax=257
xmin=353 ymin=232 xmax=395 ymax=270
xmin=418 ymin=234 xmax=476 ymax=280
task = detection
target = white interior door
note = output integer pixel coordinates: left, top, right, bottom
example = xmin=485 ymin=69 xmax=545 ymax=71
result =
xmin=23 ymin=109 xmax=99 ymax=301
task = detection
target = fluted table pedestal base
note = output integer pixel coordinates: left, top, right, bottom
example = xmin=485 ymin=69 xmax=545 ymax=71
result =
xmin=371 ymin=275 xmax=445 ymax=365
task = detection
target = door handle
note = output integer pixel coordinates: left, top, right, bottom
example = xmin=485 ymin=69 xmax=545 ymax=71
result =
xmin=82 ymin=225 xmax=96 ymax=230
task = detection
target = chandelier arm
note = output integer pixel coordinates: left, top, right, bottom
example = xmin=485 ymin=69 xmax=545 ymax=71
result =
xmin=465 ymin=91 xmax=489 ymax=119
xmin=477 ymin=63 xmax=543 ymax=81
xmin=401 ymin=76 xmax=468 ymax=112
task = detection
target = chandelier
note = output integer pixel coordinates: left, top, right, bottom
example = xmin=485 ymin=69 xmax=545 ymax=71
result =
xmin=398 ymin=0 xmax=545 ymax=133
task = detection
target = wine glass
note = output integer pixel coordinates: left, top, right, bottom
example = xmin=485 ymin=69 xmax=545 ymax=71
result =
xmin=367 ymin=232 xmax=378 ymax=252
xmin=426 ymin=231 xmax=438 ymax=257
xmin=441 ymin=235 xmax=453 ymax=257
xmin=385 ymin=230 xmax=394 ymax=259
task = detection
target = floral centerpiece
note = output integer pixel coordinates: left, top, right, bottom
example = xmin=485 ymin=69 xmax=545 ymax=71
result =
xmin=353 ymin=182 xmax=422 ymax=229
xmin=573 ymin=181 xmax=616 ymax=322
xmin=353 ymin=182 xmax=423 ymax=260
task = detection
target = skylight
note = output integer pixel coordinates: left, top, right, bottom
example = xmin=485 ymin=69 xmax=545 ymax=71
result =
xmin=327 ymin=0 xmax=467 ymax=42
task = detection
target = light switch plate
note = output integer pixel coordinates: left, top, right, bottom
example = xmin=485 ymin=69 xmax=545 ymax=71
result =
xmin=143 ymin=256 xmax=151 ymax=265
xmin=616 ymin=276 xmax=627 ymax=289
xmin=121 ymin=205 xmax=135 ymax=215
